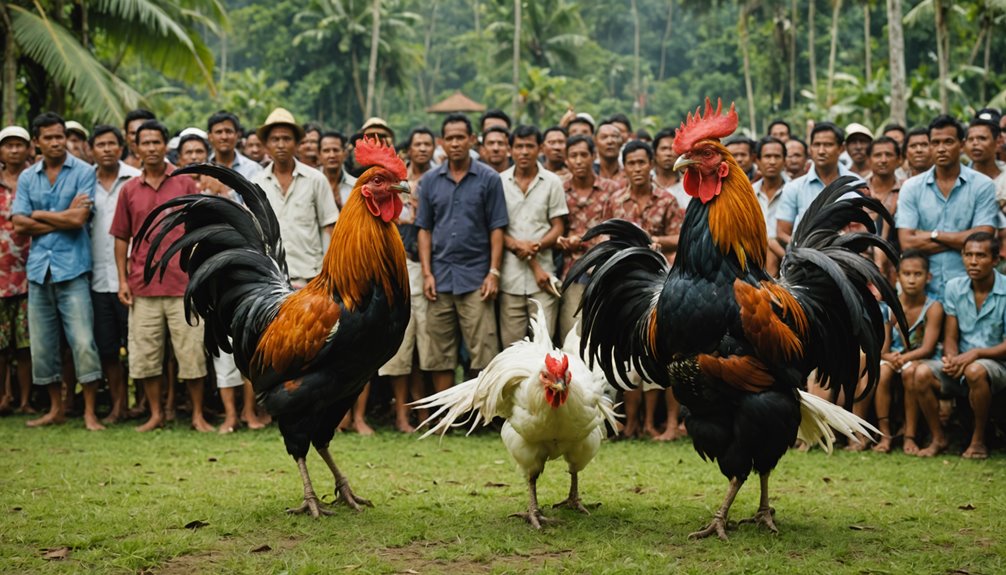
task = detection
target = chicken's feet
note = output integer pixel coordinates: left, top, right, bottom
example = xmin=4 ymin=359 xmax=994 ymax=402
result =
xmin=317 ymin=446 xmax=374 ymax=512
xmin=286 ymin=457 xmax=333 ymax=518
xmin=552 ymin=471 xmax=598 ymax=514
xmin=688 ymin=477 xmax=744 ymax=541
xmin=737 ymin=474 xmax=779 ymax=534
xmin=511 ymin=508 xmax=559 ymax=530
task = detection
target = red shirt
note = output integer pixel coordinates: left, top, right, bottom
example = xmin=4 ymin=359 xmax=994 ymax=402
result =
xmin=561 ymin=175 xmax=620 ymax=278
xmin=109 ymin=165 xmax=196 ymax=297
xmin=0 ymin=180 xmax=30 ymax=297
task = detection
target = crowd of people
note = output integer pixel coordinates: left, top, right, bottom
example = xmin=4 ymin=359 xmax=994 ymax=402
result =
xmin=1 ymin=103 xmax=1005 ymax=458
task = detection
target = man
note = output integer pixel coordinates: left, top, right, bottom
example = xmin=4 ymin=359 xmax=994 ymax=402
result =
xmin=651 ymin=128 xmax=688 ymax=209
xmin=608 ymin=113 xmax=634 ymax=144
xmin=479 ymin=109 xmax=512 ymax=135
xmin=602 ymin=141 xmax=682 ymax=440
xmin=905 ymin=126 xmax=934 ymax=177
xmin=360 ymin=117 xmax=396 ymax=147
xmin=11 ymin=113 xmax=104 ymax=430
xmin=405 ymin=127 xmax=435 ymax=186
xmin=785 ymin=137 xmax=810 ymax=180
xmin=753 ymin=136 xmax=787 ymax=276
xmin=122 ymin=109 xmax=156 ymax=169
xmin=595 ymin=120 xmax=626 ymax=187
xmin=767 ymin=119 xmax=791 ymax=142
xmin=566 ymin=114 xmax=595 ymax=138
xmin=0 ymin=126 xmax=33 ymax=414
xmin=541 ymin=126 xmax=569 ymax=180
xmin=908 ymin=232 xmax=1006 ymax=459
xmin=177 ymin=132 xmax=209 ymax=168
xmin=498 ymin=125 xmax=567 ymax=347
xmin=725 ymin=136 xmax=757 ymax=181
xmin=883 ymin=123 xmax=907 ymax=150
xmin=965 ymin=116 xmax=1004 ymax=202
xmin=480 ymin=126 xmax=511 ymax=173
xmin=207 ymin=111 xmax=261 ymax=180
xmin=242 ymin=129 xmax=267 ymax=165
xmin=252 ymin=108 xmax=338 ymax=288
xmin=866 ymin=136 xmax=904 ymax=282
xmin=297 ymin=122 xmax=323 ymax=168
xmin=416 ymin=113 xmax=508 ymax=395
xmin=776 ymin=122 xmax=859 ymax=247
xmin=896 ymin=115 xmax=998 ymax=301
xmin=65 ymin=121 xmax=91 ymax=163
xmin=844 ymin=122 xmax=874 ymax=178
xmin=319 ymin=131 xmax=356 ymax=210
xmin=110 ymin=120 xmax=213 ymax=433
xmin=88 ymin=125 xmax=140 ymax=424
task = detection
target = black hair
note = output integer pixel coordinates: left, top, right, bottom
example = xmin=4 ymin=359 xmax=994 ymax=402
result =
xmin=441 ymin=113 xmax=473 ymax=136
xmin=756 ymin=136 xmax=787 ymax=158
xmin=596 ymin=119 xmax=620 ymax=136
xmin=928 ymin=114 xmax=965 ymax=141
xmin=542 ymin=125 xmax=567 ymax=141
xmin=906 ymin=126 xmax=929 ymax=143
xmin=482 ymin=125 xmax=510 ymax=142
xmin=31 ymin=112 xmax=65 ymax=138
xmin=652 ymin=128 xmax=676 ymax=151
xmin=567 ymin=116 xmax=594 ymax=133
xmin=810 ymin=121 xmax=845 ymax=145
xmin=302 ymin=122 xmax=323 ymax=137
xmin=479 ymin=109 xmax=512 ymax=132
xmin=621 ymin=140 xmax=653 ymax=163
xmin=135 ymin=119 xmax=169 ymax=144
xmin=244 ymin=128 xmax=261 ymax=139
xmin=509 ymin=124 xmax=542 ymax=146
xmin=320 ymin=130 xmax=348 ymax=148
xmin=882 ymin=123 xmax=906 ymax=139
xmin=724 ymin=135 xmax=756 ymax=154
xmin=968 ymin=117 xmax=1001 ymax=141
xmin=868 ymin=135 xmax=902 ymax=158
xmin=635 ymin=128 xmax=652 ymax=141
xmin=89 ymin=124 xmax=124 ymax=147
xmin=787 ymin=137 xmax=808 ymax=155
xmin=207 ymin=110 xmax=241 ymax=133
xmin=963 ymin=231 xmax=1000 ymax=258
xmin=406 ymin=126 xmax=436 ymax=148
xmin=123 ymin=109 xmax=156 ymax=132
xmin=608 ymin=113 xmax=633 ymax=134
xmin=178 ymin=133 xmax=209 ymax=154
xmin=899 ymin=248 xmax=930 ymax=272
xmin=767 ymin=119 xmax=791 ymax=137
xmin=566 ymin=134 xmax=595 ymax=155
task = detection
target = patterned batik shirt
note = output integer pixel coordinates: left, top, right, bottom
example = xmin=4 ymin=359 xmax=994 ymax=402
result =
xmin=0 ymin=180 xmax=29 ymax=297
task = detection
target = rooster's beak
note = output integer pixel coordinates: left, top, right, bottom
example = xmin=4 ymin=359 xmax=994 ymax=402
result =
xmin=673 ymin=154 xmax=697 ymax=172
xmin=392 ymin=181 xmax=410 ymax=195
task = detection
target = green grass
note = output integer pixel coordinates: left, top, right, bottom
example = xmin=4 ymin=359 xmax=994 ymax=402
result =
xmin=2 ymin=414 xmax=1004 ymax=575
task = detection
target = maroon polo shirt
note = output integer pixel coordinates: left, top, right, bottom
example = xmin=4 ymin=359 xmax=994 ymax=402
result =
xmin=109 ymin=164 xmax=197 ymax=297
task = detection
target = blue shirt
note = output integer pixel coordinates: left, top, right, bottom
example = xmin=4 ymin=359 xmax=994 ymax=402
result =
xmin=776 ymin=162 xmax=860 ymax=231
xmin=943 ymin=271 xmax=1006 ymax=354
xmin=415 ymin=159 xmax=508 ymax=294
xmin=11 ymin=154 xmax=95 ymax=283
xmin=895 ymin=165 xmax=998 ymax=300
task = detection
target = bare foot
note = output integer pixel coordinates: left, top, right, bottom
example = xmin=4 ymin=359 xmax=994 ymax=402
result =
xmin=872 ymin=438 xmax=892 ymax=453
xmin=844 ymin=439 xmax=869 ymax=452
xmin=135 ymin=416 xmax=165 ymax=432
xmin=0 ymin=395 xmax=12 ymax=414
xmin=621 ymin=424 xmax=639 ymax=439
xmin=219 ymin=417 xmax=239 ymax=434
xmin=916 ymin=438 xmax=948 ymax=457
xmin=102 ymin=411 xmax=122 ymax=425
xmin=395 ymin=418 xmax=415 ymax=434
xmin=653 ymin=428 xmax=679 ymax=442
xmin=26 ymin=411 xmax=65 ymax=427
xmin=191 ymin=417 xmax=216 ymax=433
xmin=642 ymin=425 xmax=660 ymax=438
xmin=164 ymin=407 xmax=176 ymax=422
xmin=84 ymin=414 xmax=106 ymax=431
xmin=353 ymin=420 xmax=375 ymax=436
xmin=241 ymin=412 xmax=267 ymax=430
xmin=961 ymin=444 xmax=988 ymax=460
xmin=16 ymin=404 xmax=37 ymax=415
xmin=903 ymin=437 xmax=920 ymax=455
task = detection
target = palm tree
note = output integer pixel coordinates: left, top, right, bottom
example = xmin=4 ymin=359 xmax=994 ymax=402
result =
xmin=825 ymin=0 xmax=842 ymax=107
xmin=365 ymin=0 xmax=382 ymax=118
xmin=738 ymin=0 xmax=757 ymax=133
xmin=886 ymin=0 xmax=907 ymax=125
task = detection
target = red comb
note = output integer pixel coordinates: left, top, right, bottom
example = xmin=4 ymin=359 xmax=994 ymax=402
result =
xmin=673 ymin=98 xmax=739 ymax=156
xmin=355 ymin=136 xmax=407 ymax=181
xmin=545 ymin=353 xmax=569 ymax=377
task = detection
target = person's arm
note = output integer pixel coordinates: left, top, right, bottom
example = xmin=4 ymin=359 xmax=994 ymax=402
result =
xmin=504 ymin=233 xmax=539 ymax=260
xmin=418 ymin=228 xmax=436 ymax=302
xmin=901 ymin=302 xmax=944 ymax=363
xmin=480 ymin=228 xmax=504 ymax=301
xmin=928 ymin=226 xmax=996 ymax=252
xmin=27 ymin=194 xmax=91 ymax=230
xmin=115 ymin=237 xmax=133 ymax=307
xmin=775 ymin=219 xmax=794 ymax=247
xmin=538 ymin=216 xmax=564 ymax=251
xmin=897 ymin=228 xmax=948 ymax=253
xmin=12 ymin=214 xmax=56 ymax=237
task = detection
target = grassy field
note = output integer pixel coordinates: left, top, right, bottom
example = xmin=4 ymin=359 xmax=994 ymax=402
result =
xmin=2 ymin=413 xmax=1004 ymax=575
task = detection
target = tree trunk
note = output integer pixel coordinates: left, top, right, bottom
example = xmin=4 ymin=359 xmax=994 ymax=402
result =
xmin=789 ymin=0 xmax=797 ymax=109
xmin=981 ymin=12 xmax=990 ymax=103
xmin=808 ymin=0 xmax=817 ymax=96
xmin=739 ymin=2 xmax=756 ymax=133
xmin=825 ymin=0 xmax=841 ymax=107
xmin=934 ymin=0 xmax=948 ymax=113
xmin=863 ymin=0 xmax=871 ymax=85
xmin=364 ymin=0 xmax=381 ymax=119
xmin=1 ymin=6 xmax=17 ymax=125
xmin=351 ymin=48 xmax=366 ymax=117
xmin=418 ymin=0 xmax=439 ymax=106
xmin=886 ymin=0 xmax=906 ymax=126
xmin=512 ymin=0 xmax=521 ymax=118
xmin=631 ymin=0 xmax=641 ymax=122
xmin=658 ymin=0 xmax=674 ymax=82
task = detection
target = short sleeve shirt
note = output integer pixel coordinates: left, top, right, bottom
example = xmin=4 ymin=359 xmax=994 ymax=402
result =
xmin=895 ymin=165 xmax=998 ymax=299
xmin=776 ymin=162 xmax=860 ymax=230
xmin=602 ymin=186 xmax=682 ymax=240
xmin=499 ymin=165 xmax=568 ymax=295
xmin=943 ymin=271 xmax=1006 ymax=353
xmin=562 ymin=176 xmax=620 ymax=278
xmin=11 ymin=153 xmax=96 ymax=284
xmin=752 ymin=179 xmax=784 ymax=240
xmin=0 ymin=178 xmax=30 ymax=297
xmin=91 ymin=161 xmax=141 ymax=293
xmin=415 ymin=159 xmax=509 ymax=295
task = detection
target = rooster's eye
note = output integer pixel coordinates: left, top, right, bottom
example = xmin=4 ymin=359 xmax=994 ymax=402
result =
xmin=373 ymin=176 xmax=384 ymax=185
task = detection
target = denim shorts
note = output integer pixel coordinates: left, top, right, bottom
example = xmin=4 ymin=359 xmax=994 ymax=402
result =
xmin=27 ymin=275 xmax=103 ymax=385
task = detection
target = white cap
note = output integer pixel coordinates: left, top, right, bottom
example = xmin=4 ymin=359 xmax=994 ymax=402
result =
xmin=178 ymin=127 xmax=208 ymax=140
xmin=574 ymin=112 xmax=596 ymax=129
xmin=845 ymin=122 xmax=874 ymax=141
xmin=0 ymin=126 xmax=30 ymax=145
xmin=65 ymin=120 xmax=88 ymax=139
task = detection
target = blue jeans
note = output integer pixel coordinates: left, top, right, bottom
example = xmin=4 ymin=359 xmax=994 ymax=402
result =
xmin=27 ymin=275 xmax=103 ymax=385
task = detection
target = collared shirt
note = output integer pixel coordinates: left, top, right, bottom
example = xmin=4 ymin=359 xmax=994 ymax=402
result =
xmin=776 ymin=162 xmax=860 ymax=230
xmin=943 ymin=271 xmax=1006 ymax=353
xmin=212 ymin=150 xmax=262 ymax=181
xmin=895 ymin=165 xmax=998 ymax=299
xmin=562 ymin=175 xmax=620 ymax=278
xmin=110 ymin=164 xmax=198 ymax=296
xmin=11 ymin=153 xmax=96 ymax=284
xmin=0 ymin=177 xmax=30 ymax=297
xmin=334 ymin=170 xmax=358 ymax=211
xmin=753 ymin=178 xmax=785 ymax=240
xmin=91 ymin=161 xmax=141 ymax=293
xmin=415 ymin=159 xmax=509 ymax=294
xmin=602 ymin=185 xmax=682 ymax=241
xmin=252 ymin=160 xmax=338 ymax=281
xmin=593 ymin=162 xmax=627 ymax=190
xmin=499 ymin=165 xmax=568 ymax=295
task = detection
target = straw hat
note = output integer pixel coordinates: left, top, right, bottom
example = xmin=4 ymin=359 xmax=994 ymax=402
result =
xmin=360 ymin=116 xmax=395 ymax=140
xmin=0 ymin=126 xmax=30 ymax=145
xmin=65 ymin=120 xmax=89 ymax=139
xmin=257 ymin=108 xmax=305 ymax=142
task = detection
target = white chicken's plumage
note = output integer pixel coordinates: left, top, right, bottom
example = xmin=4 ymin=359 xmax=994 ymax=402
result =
xmin=413 ymin=301 xmax=617 ymax=528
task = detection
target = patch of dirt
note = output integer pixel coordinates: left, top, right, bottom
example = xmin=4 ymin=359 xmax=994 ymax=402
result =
xmin=378 ymin=540 xmax=574 ymax=574
xmin=147 ymin=536 xmax=304 ymax=574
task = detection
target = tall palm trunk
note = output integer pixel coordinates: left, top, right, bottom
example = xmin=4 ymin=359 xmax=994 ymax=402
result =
xmin=886 ymin=0 xmax=906 ymax=125
xmin=739 ymin=1 xmax=756 ymax=133
xmin=862 ymin=0 xmax=871 ymax=85
xmin=934 ymin=0 xmax=948 ymax=113
xmin=658 ymin=0 xmax=674 ymax=82
xmin=631 ymin=0 xmax=641 ymax=121
xmin=808 ymin=0 xmax=817 ymax=96
xmin=825 ymin=0 xmax=841 ymax=107
xmin=511 ymin=0 xmax=521 ymax=118
xmin=789 ymin=0 xmax=797 ymax=109
xmin=1 ymin=6 xmax=16 ymax=125
xmin=364 ymin=0 xmax=381 ymax=119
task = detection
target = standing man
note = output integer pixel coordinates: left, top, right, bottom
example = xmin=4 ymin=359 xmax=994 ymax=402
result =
xmin=319 ymin=131 xmax=355 ymax=210
xmin=896 ymin=115 xmax=998 ymax=301
xmin=252 ymin=108 xmax=338 ymax=289
xmin=965 ymin=115 xmax=1005 ymax=202
xmin=652 ymin=128 xmax=688 ymax=210
xmin=89 ymin=125 xmax=140 ymax=424
xmin=208 ymin=111 xmax=261 ymax=181
xmin=725 ymin=136 xmax=758 ymax=182
xmin=111 ymin=119 xmax=213 ymax=433
xmin=11 ymin=113 xmax=104 ymax=429
xmin=843 ymin=123 xmax=874 ymax=178
xmin=753 ymin=136 xmax=787 ymax=276
xmin=767 ymin=120 xmax=791 ymax=142
xmin=416 ymin=113 xmax=508 ymax=394
xmin=297 ymin=122 xmax=323 ymax=169
xmin=866 ymin=136 xmax=905 ymax=283
xmin=541 ymin=126 xmax=569 ymax=180
xmin=122 ymin=109 xmax=156 ymax=169
xmin=498 ymin=125 xmax=567 ymax=347
xmin=0 ymin=126 xmax=34 ymax=414
xmin=905 ymin=126 xmax=934 ymax=177
xmin=242 ymin=129 xmax=268 ymax=166
xmin=595 ymin=121 xmax=626 ymax=188
xmin=480 ymin=126 xmax=512 ymax=173
xmin=784 ymin=137 xmax=810 ymax=180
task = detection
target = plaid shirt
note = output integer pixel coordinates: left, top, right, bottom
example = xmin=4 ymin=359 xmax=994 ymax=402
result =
xmin=561 ymin=176 xmax=620 ymax=278
xmin=602 ymin=185 xmax=683 ymax=240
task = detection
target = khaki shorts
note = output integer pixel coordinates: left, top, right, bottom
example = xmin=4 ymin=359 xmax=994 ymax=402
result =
xmin=918 ymin=357 xmax=1006 ymax=397
xmin=128 ymin=296 xmax=207 ymax=380
xmin=499 ymin=292 xmax=558 ymax=348
xmin=379 ymin=291 xmax=430 ymax=376
xmin=423 ymin=291 xmax=498 ymax=372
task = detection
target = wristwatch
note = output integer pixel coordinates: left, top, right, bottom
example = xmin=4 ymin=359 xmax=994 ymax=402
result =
xmin=488 ymin=267 xmax=501 ymax=277
xmin=930 ymin=230 xmax=939 ymax=241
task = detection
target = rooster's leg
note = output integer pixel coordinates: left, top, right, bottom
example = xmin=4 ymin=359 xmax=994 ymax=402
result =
xmin=317 ymin=447 xmax=373 ymax=511
xmin=552 ymin=471 xmax=596 ymax=514
xmin=286 ymin=457 xmax=333 ymax=518
xmin=511 ymin=473 xmax=557 ymax=529
xmin=738 ymin=473 xmax=778 ymax=533
xmin=688 ymin=477 xmax=743 ymax=541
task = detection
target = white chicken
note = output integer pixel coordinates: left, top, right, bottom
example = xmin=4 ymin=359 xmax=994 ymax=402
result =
xmin=413 ymin=301 xmax=619 ymax=529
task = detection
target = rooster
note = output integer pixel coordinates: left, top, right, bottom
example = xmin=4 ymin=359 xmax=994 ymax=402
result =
xmin=566 ymin=99 xmax=907 ymax=540
xmin=139 ymin=137 xmax=410 ymax=517
xmin=413 ymin=301 xmax=618 ymax=529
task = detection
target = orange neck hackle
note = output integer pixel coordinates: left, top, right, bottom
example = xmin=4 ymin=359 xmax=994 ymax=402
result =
xmin=705 ymin=148 xmax=767 ymax=271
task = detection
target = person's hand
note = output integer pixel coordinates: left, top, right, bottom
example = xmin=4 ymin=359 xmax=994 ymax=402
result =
xmin=118 ymin=284 xmax=133 ymax=307
xmin=559 ymin=107 xmax=576 ymax=128
xmin=511 ymin=239 xmax=540 ymax=260
xmin=556 ymin=235 xmax=581 ymax=253
xmin=533 ymin=264 xmax=551 ymax=293
xmin=944 ymin=350 xmax=977 ymax=378
xmin=886 ymin=351 xmax=903 ymax=370
xmin=423 ymin=273 xmax=437 ymax=302
xmin=480 ymin=272 xmax=498 ymax=301
xmin=71 ymin=194 xmax=92 ymax=210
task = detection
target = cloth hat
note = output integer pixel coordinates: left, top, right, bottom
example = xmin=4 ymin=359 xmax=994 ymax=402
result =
xmin=179 ymin=127 xmax=208 ymax=140
xmin=360 ymin=116 xmax=395 ymax=139
xmin=257 ymin=108 xmax=305 ymax=143
xmin=65 ymin=120 xmax=88 ymax=139
xmin=572 ymin=112 xmax=595 ymax=130
xmin=0 ymin=126 xmax=30 ymax=145
xmin=844 ymin=122 xmax=874 ymax=141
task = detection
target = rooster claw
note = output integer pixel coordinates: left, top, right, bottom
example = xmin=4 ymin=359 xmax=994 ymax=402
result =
xmin=286 ymin=496 xmax=333 ymax=518
xmin=738 ymin=506 xmax=778 ymax=534
xmin=334 ymin=480 xmax=373 ymax=512
xmin=510 ymin=510 xmax=559 ymax=530
xmin=551 ymin=498 xmax=598 ymax=514
xmin=688 ymin=514 xmax=731 ymax=541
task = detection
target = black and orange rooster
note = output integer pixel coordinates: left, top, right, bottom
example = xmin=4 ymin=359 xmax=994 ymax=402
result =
xmin=139 ymin=137 xmax=410 ymax=517
xmin=566 ymin=99 xmax=907 ymax=540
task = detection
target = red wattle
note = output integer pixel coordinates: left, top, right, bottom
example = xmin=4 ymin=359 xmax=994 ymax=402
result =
xmin=683 ymin=168 xmax=723 ymax=204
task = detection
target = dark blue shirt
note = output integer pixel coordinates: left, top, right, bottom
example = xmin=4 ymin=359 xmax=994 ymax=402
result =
xmin=416 ymin=159 xmax=508 ymax=294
